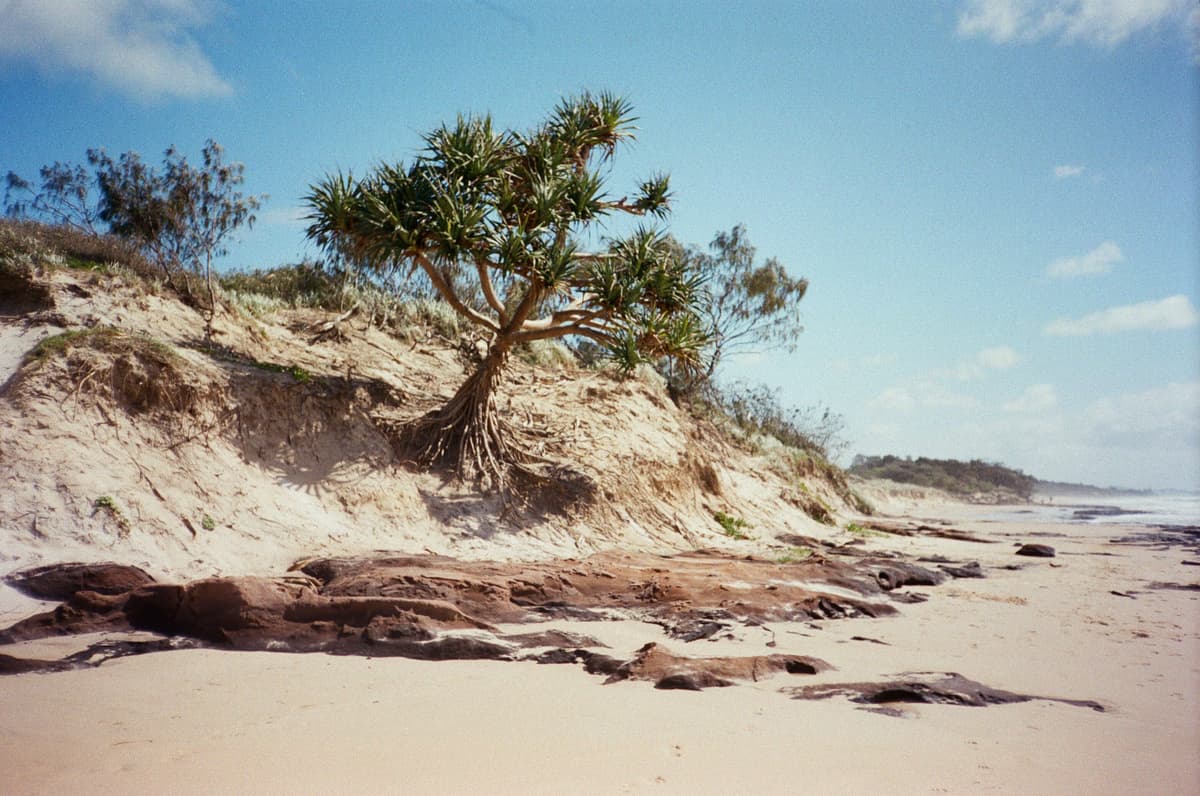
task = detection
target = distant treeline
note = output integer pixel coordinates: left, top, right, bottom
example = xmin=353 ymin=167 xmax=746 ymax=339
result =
xmin=849 ymin=455 xmax=1036 ymax=501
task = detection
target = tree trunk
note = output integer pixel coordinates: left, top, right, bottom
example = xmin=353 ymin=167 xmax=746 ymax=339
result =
xmin=403 ymin=336 xmax=533 ymax=490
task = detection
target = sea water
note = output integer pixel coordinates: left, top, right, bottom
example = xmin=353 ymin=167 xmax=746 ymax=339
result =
xmin=985 ymin=494 xmax=1200 ymax=528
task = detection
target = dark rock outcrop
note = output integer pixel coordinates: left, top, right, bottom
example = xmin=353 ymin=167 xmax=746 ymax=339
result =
xmin=5 ymin=562 xmax=156 ymax=601
xmin=0 ymin=549 xmax=949 ymax=679
xmin=863 ymin=560 xmax=946 ymax=591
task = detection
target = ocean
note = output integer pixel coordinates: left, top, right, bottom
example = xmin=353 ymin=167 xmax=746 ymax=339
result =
xmin=985 ymin=493 xmax=1200 ymax=529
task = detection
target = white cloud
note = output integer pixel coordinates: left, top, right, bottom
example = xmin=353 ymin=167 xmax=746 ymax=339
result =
xmin=950 ymin=345 xmax=1022 ymax=380
xmin=1045 ymin=294 xmax=1200 ymax=336
xmin=957 ymin=0 xmax=1193 ymax=47
xmin=1046 ymin=241 xmax=1122 ymax=278
xmin=871 ymin=381 xmax=978 ymax=412
xmin=1053 ymin=164 xmax=1085 ymax=179
xmin=1083 ymin=381 xmax=1200 ymax=441
xmin=975 ymin=345 xmax=1021 ymax=371
xmin=1190 ymin=5 xmax=1200 ymax=62
xmin=260 ymin=206 xmax=308 ymax=227
xmin=0 ymin=0 xmax=231 ymax=101
xmin=872 ymin=346 xmax=1017 ymax=413
xmin=1004 ymin=383 xmax=1058 ymax=412
xmin=859 ymin=353 xmax=898 ymax=368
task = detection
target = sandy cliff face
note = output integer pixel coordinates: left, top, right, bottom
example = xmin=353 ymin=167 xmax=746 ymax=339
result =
xmin=0 ymin=264 xmax=859 ymax=581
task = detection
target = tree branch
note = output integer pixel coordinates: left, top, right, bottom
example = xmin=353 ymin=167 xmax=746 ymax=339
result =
xmin=514 ymin=322 xmax=612 ymax=345
xmin=414 ymin=252 xmax=499 ymax=332
xmin=474 ymin=255 xmax=508 ymax=324
xmin=499 ymin=279 xmax=545 ymax=336
xmin=518 ymin=295 xmax=598 ymax=332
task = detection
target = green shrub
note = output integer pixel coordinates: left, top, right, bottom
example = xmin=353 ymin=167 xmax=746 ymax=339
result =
xmin=220 ymin=261 xmax=343 ymax=309
xmin=714 ymin=511 xmax=752 ymax=539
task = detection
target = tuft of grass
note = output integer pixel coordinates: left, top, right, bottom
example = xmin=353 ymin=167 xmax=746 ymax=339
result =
xmin=394 ymin=297 xmax=463 ymax=339
xmin=242 ymin=358 xmax=312 ymax=383
xmin=849 ymin=490 xmax=875 ymax=516
xmin=201 ymin=514 xmax=216 ymax=531
xmin=224 ymin=288 xmax=288 ymax=318
xmin=846 ymin=522 xmax=885 ymax=538
xmin=25 ymin=327 xmax=177 ymax=369
xmin=193 ymin=344 xmax=312 ymax=383
xmin=26 ymin=327 xmax=122 ymax=365
xmin=515 ymin=338 xmax=577 ymax=369
xmin=0 ymin=218 xmax=157 ymax=281
xmin=219 ymin=262 xmax=343 ymax=308
xmin=93 ymin=495 xmax=130 ymax=535
xmin=220 ymin=263 xmax=472 ymax=342
xmin=714 ymin=511 xmax=752 ymax=539
xmin=776 ymin=546 xmax=813 ymax=564
xmin=64 ymin=254 xmax=110 ymax=273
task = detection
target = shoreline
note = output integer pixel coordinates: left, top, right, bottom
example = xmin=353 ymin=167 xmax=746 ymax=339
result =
xmin=2 ymin=504 xmax=1198 ymax=794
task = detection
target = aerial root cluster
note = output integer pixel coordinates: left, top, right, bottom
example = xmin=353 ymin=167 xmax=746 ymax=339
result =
xmin=402 ymin=353 xmax=543 ymax=494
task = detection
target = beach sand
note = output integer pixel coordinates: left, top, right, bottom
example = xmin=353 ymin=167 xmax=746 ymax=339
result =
xmin=2 ymin=505 xmax=1197 ymax=795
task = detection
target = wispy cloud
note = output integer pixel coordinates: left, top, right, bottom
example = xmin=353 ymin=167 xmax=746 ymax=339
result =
xmin=924 ymin=380 xmax=1200 ymax=489
xmin=0 ymin=0 xmax=231 ymax=101
xmin=872 ymin=345 xmax=1019 ymax=412
xmin=1046 ymin=241 xmax=1122 ymax=278
xmin=1004 ymin=383 xmax=1058 ymax=412
xmin=975 ymin=345 xmax=1021 ymax=371
xmin=1053 ymin=164 xmax=1085 ymax=179
xmin=260 ymin=206 xmax=308 ymax=227
xmin=871 ymin=382 xmax=978 ymax=412
xmin=1083 ymin=380 xmax=1200 ymax=443
xmin=1045 ymin=294 xmax=1200 ymax=336
xmin=957 ymin=0 xmax=1194 ymax=47
xmin=859 ymin=353 xmax=899 ymax=368
xmin=949 ymin=345 xmax=1021 ymax=380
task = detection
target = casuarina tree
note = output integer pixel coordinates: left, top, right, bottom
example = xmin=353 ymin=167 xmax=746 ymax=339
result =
xmin=90 ymin=140 xmax=263 ymax=318
xmin=304 ymin=92 xmax=708 ymax=490
xmin=686 ymin=224 xmax=808 ymax=380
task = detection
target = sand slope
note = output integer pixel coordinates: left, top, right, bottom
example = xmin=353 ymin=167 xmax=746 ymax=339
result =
xmin=0 ymin=265 xmax=849 ymax=595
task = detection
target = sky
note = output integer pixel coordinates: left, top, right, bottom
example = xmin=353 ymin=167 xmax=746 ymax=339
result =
xmin=1 ymin=0 xmax=1197 ymax=490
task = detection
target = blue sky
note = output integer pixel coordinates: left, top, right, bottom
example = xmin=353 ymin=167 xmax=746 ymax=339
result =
xmin=2 ymin=0 xmax=1197 ymax=490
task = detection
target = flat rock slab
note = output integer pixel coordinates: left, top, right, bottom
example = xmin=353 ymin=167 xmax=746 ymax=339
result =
xmin=0 ymin=549 xmax=950 ymax=683
xmin=605 ymin=642 xmax=831 ymax=689
xmin=4 ymin=562 xmax=156 ymax=600
xmin=786 ymin=672 xmax=1104 ymax=713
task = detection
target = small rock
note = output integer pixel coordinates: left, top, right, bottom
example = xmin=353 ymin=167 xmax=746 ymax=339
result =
xmin=534 ymin=648 xmax=584 ymax=665
xmin=654 ymin=673 xmax=734 ymax=690
xmin=667 ymin=620 xmax=725 ymax=642
xmin=1015 ymin=544 xmax=1056 ymax=558
xmin=939 ymin=561 xmax=984 ymax=579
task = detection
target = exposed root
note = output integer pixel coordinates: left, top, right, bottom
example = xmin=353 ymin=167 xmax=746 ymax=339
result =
xmin=401 ymin=345 xmax=545 ymax=495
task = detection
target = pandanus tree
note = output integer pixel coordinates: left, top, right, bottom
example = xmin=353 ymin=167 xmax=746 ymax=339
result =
xmin=304 ymin=93 xmax=708 ymax=490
